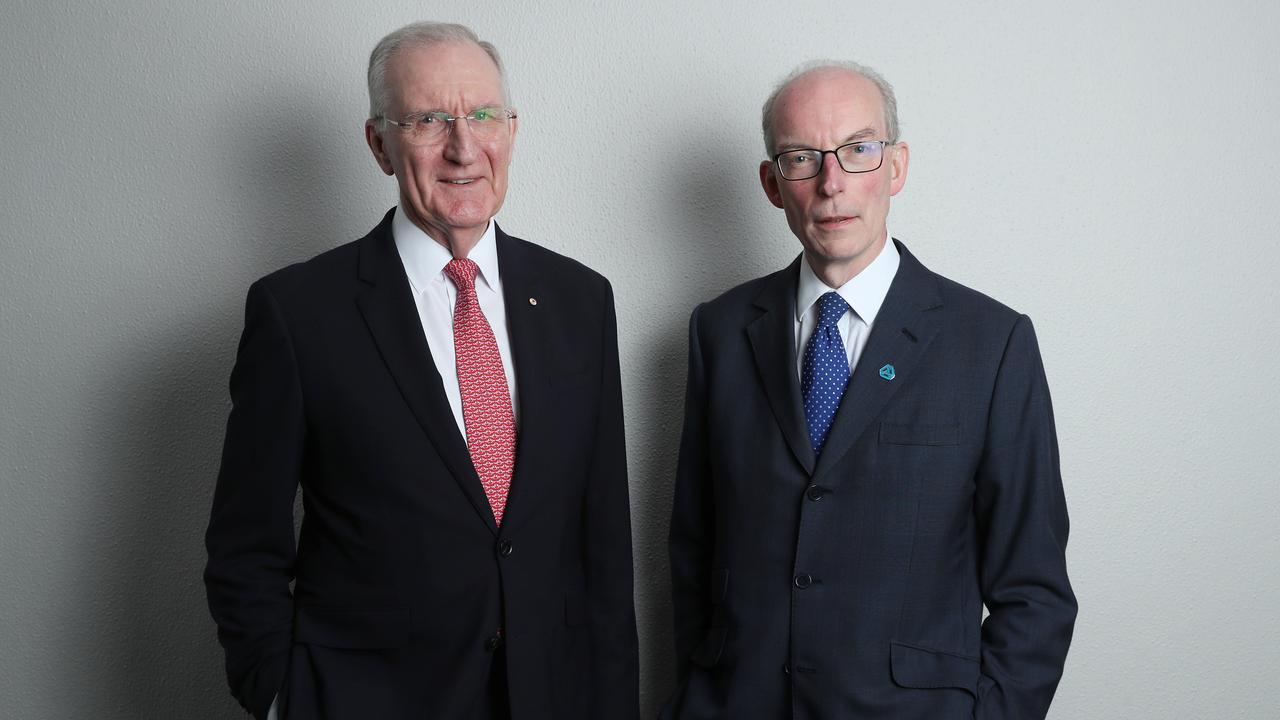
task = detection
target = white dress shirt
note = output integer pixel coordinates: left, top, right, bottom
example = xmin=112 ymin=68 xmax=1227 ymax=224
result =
xmin=794 ymin=235 xmax=900 ymax=380
xmin=393 ymin=207 xmax=520 ymax=435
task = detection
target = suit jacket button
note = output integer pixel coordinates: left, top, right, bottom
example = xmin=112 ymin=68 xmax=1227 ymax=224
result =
xmin=806 ymin=484 xmax=824 ymax=501
xmin=793 ymin=573 xmax=812 ymax=589
xmin=497 ymin=540 xmax=514 ymax=557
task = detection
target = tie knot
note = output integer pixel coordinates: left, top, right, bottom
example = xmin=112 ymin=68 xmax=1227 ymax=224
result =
xmin=816 ymin=291 xmax=849 ymax=328
xmin=443 ymin=257 xmax=480 ymax=290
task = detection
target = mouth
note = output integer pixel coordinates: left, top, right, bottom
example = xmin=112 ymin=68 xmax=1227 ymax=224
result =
xmin=442 ymin=178 xmax=478 ymax=186
xmin=815 ymin=215 xmax=857 ymax=229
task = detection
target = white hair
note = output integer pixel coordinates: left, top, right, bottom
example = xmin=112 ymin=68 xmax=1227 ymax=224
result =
xmin=761 ymin=60 xmax=900 ymax=157
xmin=366 ymin=21 xmax=509 ymax=120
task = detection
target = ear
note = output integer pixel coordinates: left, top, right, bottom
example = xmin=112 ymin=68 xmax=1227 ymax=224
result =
xmin=760 ymin=160 xmax=785 ymax=209
xmin=365 ymin=119 xmax=395 ymax=176
xmin=888 ymin=142 xmax=909 ymax=196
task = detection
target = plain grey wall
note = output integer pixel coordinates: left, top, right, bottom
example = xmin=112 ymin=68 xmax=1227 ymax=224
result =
xmin=3 ymin=1 xmax=1278 ymax=717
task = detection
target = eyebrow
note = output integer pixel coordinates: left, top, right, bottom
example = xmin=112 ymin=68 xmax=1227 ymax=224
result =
xmin=402 ymin=102 xmax=506 ymax=116
xmin=775 ymin=126 xmax=879 ymax=153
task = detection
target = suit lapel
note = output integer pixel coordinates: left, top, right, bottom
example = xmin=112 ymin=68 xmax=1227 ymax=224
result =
xmin=492 ymin=226 xmax=549 ymax=530
xmin=354 ymin=210 xmax=498 ymax=535
xmin=746 ymin=257 xmax=817 ymax=476
xmin=812 ymin=240 xmax=944 ymax=485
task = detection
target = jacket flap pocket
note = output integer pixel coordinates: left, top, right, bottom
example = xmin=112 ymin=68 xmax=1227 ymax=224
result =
xmin=879 ymin=422 xmax=960 ymax=446
xmin=294 ymin=606 xmax=410 ymax=649
xmin=690 ymin=626 xmax=728 ymax=668
xmin=890 ymin=641 xmax=978 ymax=695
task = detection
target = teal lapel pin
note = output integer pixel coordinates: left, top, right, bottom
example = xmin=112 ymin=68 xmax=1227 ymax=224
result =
xmin=879 ymin=364 xmax=896 ymax=380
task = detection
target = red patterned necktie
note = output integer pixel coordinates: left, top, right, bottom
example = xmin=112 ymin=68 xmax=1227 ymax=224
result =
xmin=443 ymin=257 xmax=516 ymax=525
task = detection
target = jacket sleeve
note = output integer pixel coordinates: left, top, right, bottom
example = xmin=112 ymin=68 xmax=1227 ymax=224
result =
xmin=583 ymin=279 xmax=641 ymax=719
xmin=204 ymin=279 xmax=302 ymax=720
xmin=973 ymin=314 xmax=1077 ymax=720
xmin=668 ymin=304 xmax=716 ymax=682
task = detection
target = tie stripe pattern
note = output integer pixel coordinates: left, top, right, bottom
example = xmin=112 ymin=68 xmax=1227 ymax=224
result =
xmin=443 ymin=258 xmax=516 ymax=525
xmin=802 ymin=291 xmax=852 ymax=457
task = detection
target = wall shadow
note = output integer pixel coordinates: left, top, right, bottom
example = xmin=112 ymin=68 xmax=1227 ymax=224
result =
xmin=81 ymin=84 xmax=351 ymax=718
xmin=632 ymin=129 xmax=765 ymax=717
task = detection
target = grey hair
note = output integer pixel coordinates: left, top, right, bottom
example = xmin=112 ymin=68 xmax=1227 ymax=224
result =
xmin=367 ymin=21 xmax=509 ymax=120
xmin=761 ymin=60 xmax=900 ymax=157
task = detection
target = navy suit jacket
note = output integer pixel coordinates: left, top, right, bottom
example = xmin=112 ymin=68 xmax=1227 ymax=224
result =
xmin=666 ymin=241 xmax=1076 ymax=720
xmin=204 ymin=210 xmax=639 ymax=720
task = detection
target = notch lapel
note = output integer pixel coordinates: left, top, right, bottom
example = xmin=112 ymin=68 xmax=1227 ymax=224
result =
xmin=746 ymin=257 xmax=816 ymax=476
xmin=491 ymin=226 xmax=550 ymax=531
xmin=354 ymin=210 xmax=498 ymax=535
xmin=812 ymin=241 xmax=944 ymax=484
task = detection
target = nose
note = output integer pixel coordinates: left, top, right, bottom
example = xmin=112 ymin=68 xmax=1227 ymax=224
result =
xmin=816 ymin=152 xmax=846 ymax=197
xmin=442 ymin=117 xmax=479 ymax=164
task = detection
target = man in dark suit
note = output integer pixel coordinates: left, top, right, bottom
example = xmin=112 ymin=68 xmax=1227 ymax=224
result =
xmin=204 ymin=22 xmax=639 ymax=720
xmin=666 ymin=62 xmax=1076 ymax=719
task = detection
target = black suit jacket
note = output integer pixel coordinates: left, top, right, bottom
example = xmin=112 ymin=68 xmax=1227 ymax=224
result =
xmin=666 ymin=241 xmax=1076 ymax=720
xmin=204 ymin=209 xmax=639 ymax=720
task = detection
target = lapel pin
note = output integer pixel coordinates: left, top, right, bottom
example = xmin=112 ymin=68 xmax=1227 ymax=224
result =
xmin=879 ymin=364 xmax=896 ymax=381
xmin=528 ymin=297 xmax=538 ymax=306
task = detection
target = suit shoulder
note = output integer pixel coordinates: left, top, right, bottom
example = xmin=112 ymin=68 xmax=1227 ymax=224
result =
xmin=917 ymin=258 xmax=1035 ymax=350
xmin=254 ymin=237 xmax=362 ymax=299
xmin=685 ymin=265 xmax=792 ymax=332
xmin=500 ymin=231 xmax=612 ymax=295
xmin=896 ymin=242 xmax=1021 ymax=324
xmin=707 ymin=271 xmax=784 ymax=308
xmin=933 ymin=272 xmax=1022 ymax=323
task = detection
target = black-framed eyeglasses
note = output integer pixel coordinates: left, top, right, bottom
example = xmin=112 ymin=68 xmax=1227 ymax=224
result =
xmin=773 ymin=140 xmax=889 ymax=181
xmin=377 ymin=106 xmax=517 ymax=145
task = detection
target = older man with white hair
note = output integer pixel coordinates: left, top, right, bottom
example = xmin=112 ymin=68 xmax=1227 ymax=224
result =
xmin=205 ymin=22 xmax=639 ymax=720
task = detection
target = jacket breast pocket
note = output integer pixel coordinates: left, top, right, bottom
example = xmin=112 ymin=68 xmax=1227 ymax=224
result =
xmin=889 ymin=641 xmax=979 ymax=697
xmin=690 ymin=568 xmax=730 ymax=668
xmin=879 ymin=422 xmax=960 ymax=446
xmin=293 ymin=606 xmax=410 ymax=649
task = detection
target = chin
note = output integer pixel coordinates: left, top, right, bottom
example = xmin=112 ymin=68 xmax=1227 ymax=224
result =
xmin=441 ymin=205 xmax=496 ymax=228
xmin=812 ymin=237 xmax=871 ymax=260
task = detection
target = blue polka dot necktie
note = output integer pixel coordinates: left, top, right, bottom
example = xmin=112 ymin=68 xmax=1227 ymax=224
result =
xmin=802 ymin=291 xmax=851 ymax=457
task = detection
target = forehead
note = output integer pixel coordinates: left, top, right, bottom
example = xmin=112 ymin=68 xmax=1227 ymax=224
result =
xmin=384 ymin=41 xmax=503 ymax=110
xmin=772 ymin=69 xmax=885 ymax=146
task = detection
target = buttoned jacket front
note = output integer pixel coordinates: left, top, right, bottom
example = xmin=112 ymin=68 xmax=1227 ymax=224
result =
xmin=666 ymin=241 xmax=1076 ymax=720
xmin=205 ymin=209 xmax=639 ymax=720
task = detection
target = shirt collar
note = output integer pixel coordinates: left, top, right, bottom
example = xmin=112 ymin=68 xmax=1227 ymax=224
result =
xmin=392 ymin=207 xmax=502 ymax=295
xmin=795 ymin=232 xmax=901 ymax=326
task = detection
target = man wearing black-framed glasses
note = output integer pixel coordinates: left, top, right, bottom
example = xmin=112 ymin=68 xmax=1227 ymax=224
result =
xmin=205 ymin=21 xmax=639 ymax=720
xmin=666 ymin=62 xmax=1076 ymax=720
